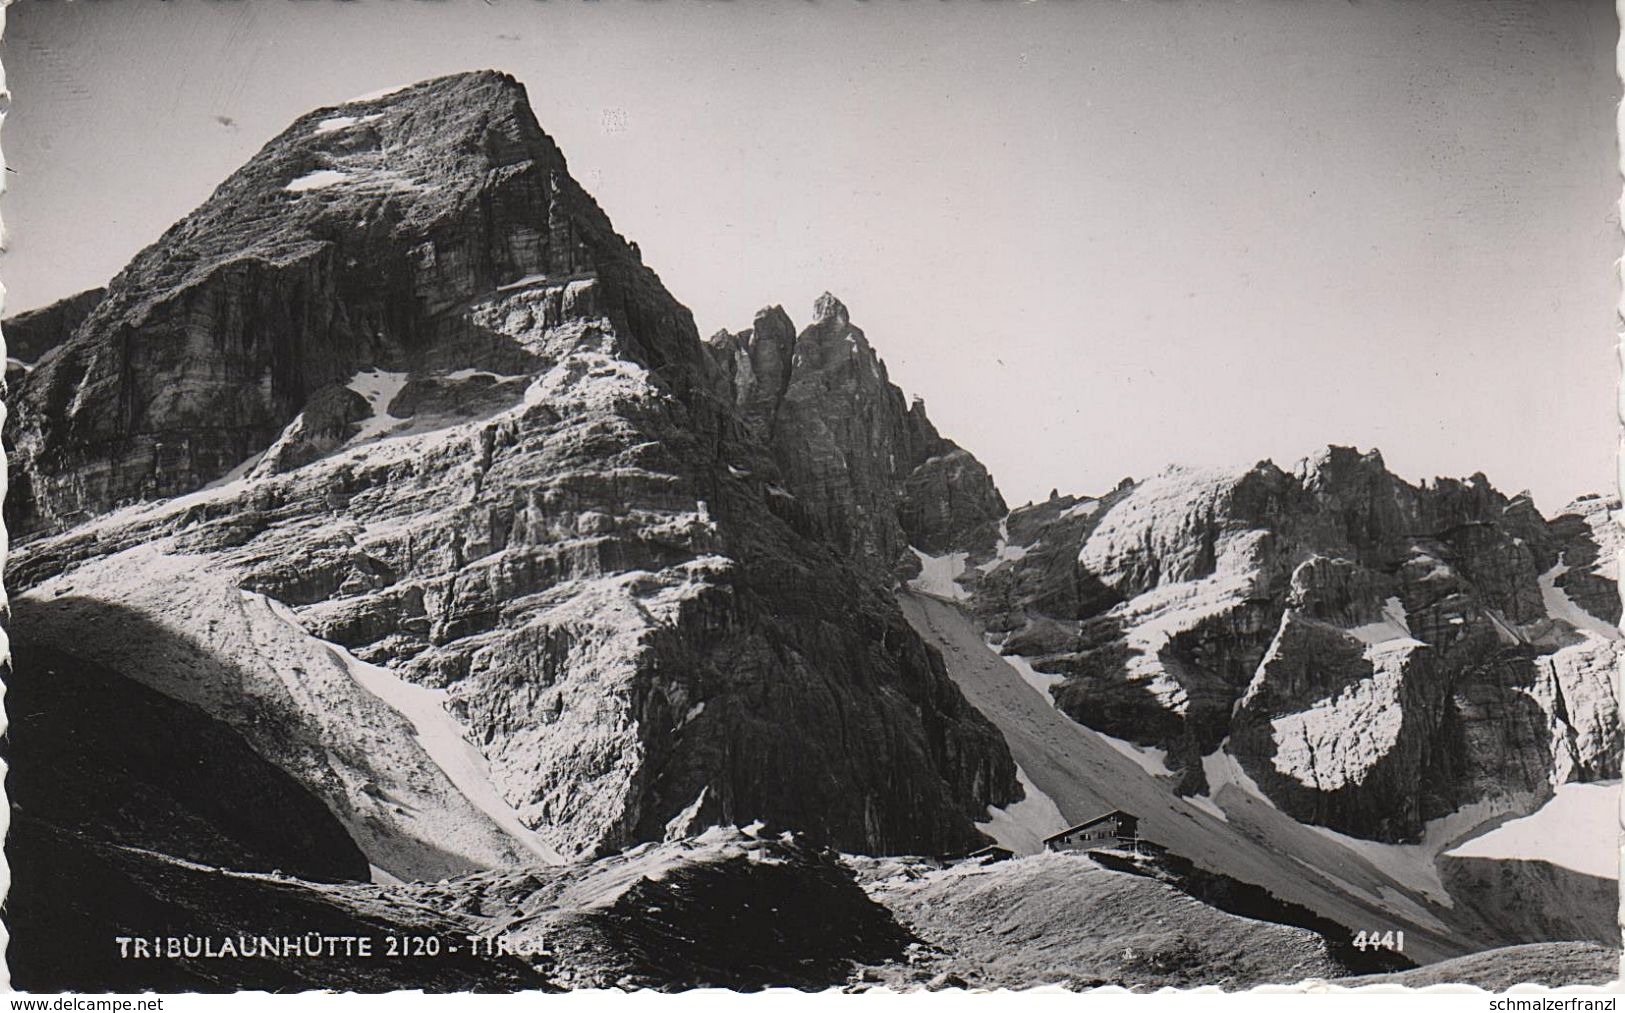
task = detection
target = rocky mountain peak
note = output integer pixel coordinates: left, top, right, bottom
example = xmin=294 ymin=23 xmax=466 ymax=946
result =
xmin=7 ymin=72 xmax=1021 ymax=866
xmin=5 ymin=68 xmax=710 ymax=536
xmin=1296 ymin=444 xmax=1389 ymax=491
xmin=812 ymin=291 xmax=850 ymax=327
xmin=706 ymin=296 xmax=1007 ymax=572
xmin=703 ymin=305 xmax=797 ymax=434
xmin=791 ymin=291 xmax=880 ymax=380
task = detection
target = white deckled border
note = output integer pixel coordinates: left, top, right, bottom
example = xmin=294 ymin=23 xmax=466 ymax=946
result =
xmin=0 ymin=0 xmax=14 ymax=992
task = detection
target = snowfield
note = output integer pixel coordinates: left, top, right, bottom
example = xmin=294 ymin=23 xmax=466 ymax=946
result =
xmin=975 ymin=765 xmax=1068 ymax=855
xmin=496 ymin=272 xmax=552 ymax=293
xmin=1059 ymin=499 xmax=1100 ymax=520
xmin=285 ymin=169 xmax=350 ymax=192
xmin=908 ymin=548 xmax=970 ymax=600
xmin=346 ymin=369 xmax=412 ymax=443
xmin=314 ymin=113 xmax=382 ymax=135
xmin=345 ymin=83 xmax=410 ymax=104
xmin=1095 ymin=731 xmax=1175 ymax=778
xmin=442 ymin=367 xmax=531 ymax=382
xmin=248 ymin=592 xmax=564 ymax=866
xmin=1201 ymin=743 xmax=1278 ymax=810
xmin=988 ymin=639 xmax=1066 ymax=697
xmin=1349 ymin=596 xmax=1414 ymax=645
xmin=1538 ymin=558 xmax=1621 ymax=641
xmin=1444 ymin=780 xmax=1620 ymax=879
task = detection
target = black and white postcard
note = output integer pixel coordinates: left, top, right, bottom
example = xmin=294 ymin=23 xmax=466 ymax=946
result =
xmin=0 ymin=0 xmax=1619 ymax=996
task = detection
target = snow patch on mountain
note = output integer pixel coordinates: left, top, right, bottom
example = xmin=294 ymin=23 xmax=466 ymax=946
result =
xmin=1059 ymin=499 xmax=1100 ymax=521
xmin=987 ymin=639 xmax=1066 ymax=697
xmin=208 ymin=444 xmax=270 ymax=488
xmin=345 ymin=83 xmax=410 ymax=104
xmin=442 ymin=367 xmax=531 ymax=382
xmin=285 ymin=169 xmax=350 ymax=192
xmin=1305 ymin=798 xmax=1514 ymax=911
xmin=1202 ymin=744 xmax=1278 ymax=810
xmin=1185 ymin=793 xmax=1228 ymax=823
xmin=975 ymin=765 xmax=1068 ymax=855
xmin=346 ymin=369 xmax=411 ymax=443
xmin=1349 ymin=596 xmax=1414 ymax=645
xmin=909 ymin=549 xmax=970 ymax=600
xmin=1445 ymin=780 xmax=1620 ymax=879
xmin=1539 ymin=558 xmax=1620 ymax=641
xmin=315 ymin=113 xmax=382 ymax=135
xmin=977 ymin=517 xmax=1030 ymax=573
xmin=496 ymin=272 xmax=552 ymax=293
xmin=274 ymin=594 xmax=564 ymax=867
xmin=664 ymin=787 xmax=710 ymax=841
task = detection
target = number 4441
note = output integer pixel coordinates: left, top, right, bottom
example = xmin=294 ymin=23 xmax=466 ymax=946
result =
xmin=1352 ymin=930 xmax=1404 ymax=952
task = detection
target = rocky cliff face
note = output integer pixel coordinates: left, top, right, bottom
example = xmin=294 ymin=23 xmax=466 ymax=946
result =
xmin=4 ymin=286 xmax=106 ymax=367
xmin=966 ymin=447 xmax=1620 ymax=842
xmin=706 ymin=295 xmax=1006 ymax=578
xmin=5 ymin=70 xmax=1019 ymax=868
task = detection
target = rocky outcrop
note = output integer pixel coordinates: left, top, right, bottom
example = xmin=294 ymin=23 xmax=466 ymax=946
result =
xmin=476 ymin=827 xmax=913 ymax=990
xmin=6 ymin=71 xmax=1019 ymax=866
xmin=705 ymin=294 xmax=1006 ymax=577
xmin=3 ymin=286 xmax=106 ymax=364
xmin=1230 ymin=614 xmax=1451 ymax=839
xmin=1547 ymin=495 xmax=1622 ymax=629
xmin=705 ymin=305 xmax=797 ymax=434
xmin=7 ymin=71 xmax=700 ymax=536
xmin=897 ymin=403 xmax=1007 ymax=555
xmin=967 ymin=447 xmax=1621 ymax=842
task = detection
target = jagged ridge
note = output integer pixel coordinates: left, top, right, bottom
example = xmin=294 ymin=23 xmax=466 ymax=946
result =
xmin=966 ymin=447 xmax=1620 ymax=843
xmin=705 ymin=293 xmax=1007 ymax=577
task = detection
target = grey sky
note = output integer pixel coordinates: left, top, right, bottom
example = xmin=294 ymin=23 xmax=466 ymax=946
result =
xmin=3 ymin=0 xmax=1617 ymax=514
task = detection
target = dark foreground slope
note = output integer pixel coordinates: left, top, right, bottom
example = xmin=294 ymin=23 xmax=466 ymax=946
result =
xmin=8 ymin=824 xmax=903 ymax=993
xmin=6 ymin=819 xmax=553 ymax=993
xmin=1335 ymin=943 xmax=1620 ymax=990
xmin=847 ymin=852 xmax=1346 ymax=990
xmin=6 ymin=644 xmax=369 ymax=883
